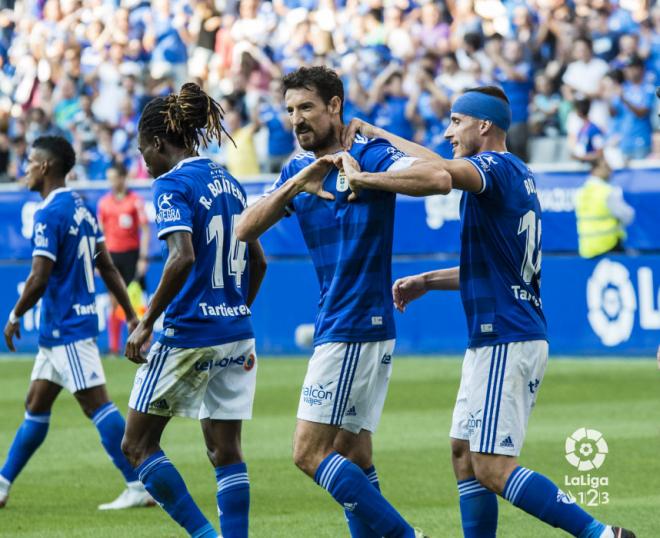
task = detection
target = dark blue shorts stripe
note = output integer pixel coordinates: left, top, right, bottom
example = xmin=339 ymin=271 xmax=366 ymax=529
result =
xmin=479 ymin=346 xmax=498 ymax=452
xmin=338 ymin=343 xmax=361 ymax=421
xmin=490 ymin=344 xmax=508 ymax=452
xmin=135 ymin=346 xmax=165 ymax=412
xmin=142 ymin=346 xmax=170 ymax=413
xmin=330 ymin=343 xmax=353 ymax=425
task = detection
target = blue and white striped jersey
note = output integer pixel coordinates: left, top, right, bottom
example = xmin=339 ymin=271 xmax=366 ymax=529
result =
xmin=270 ymin=136 xmax=409 ymax=346
xmin=459 ymin=151 xmax=547 ymax=347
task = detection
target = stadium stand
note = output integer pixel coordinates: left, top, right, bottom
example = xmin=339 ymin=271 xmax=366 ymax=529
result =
xmin=0 ymin=0 xmax=658 ymax=182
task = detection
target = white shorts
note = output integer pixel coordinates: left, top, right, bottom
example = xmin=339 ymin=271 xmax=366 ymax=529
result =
xmin=450 ymin=340 xmax=548 ymax=456
xmin=297 ymin=340 xmax=394 ymax=434
xmin=129 ymin=339 xmax=257 ymax=421
xmin=31 ymin=338 xmax=106 ymax=393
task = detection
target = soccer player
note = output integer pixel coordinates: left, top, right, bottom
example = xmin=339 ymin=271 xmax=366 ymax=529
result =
xmin=97 ymin=160 xmax=150 ymax=355
xmin=340 ymin=87 xmax=636 ymax=538
xmin=121 ymin=83 xmax=267 ymax=538
xmin=1 ymin=136 xmax=153 ymax=510
xmin=236 ymin=66 xmax=448 ymax=538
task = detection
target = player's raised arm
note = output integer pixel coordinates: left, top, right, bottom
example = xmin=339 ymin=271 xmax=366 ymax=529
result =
xmin=95 ymin=241 xmax=139 ymax=332
xmin=342 ymin=89 xmax=516 ymax=195
xmin=235 ymin=155 xmax=336 ymax=242
xmin=3 ymin=256 xmax=53 ymax=351
xmin=340 ymin=151 xmax=451 ymax=198
xmin=125 ymin=231 xmax=194 ymax=363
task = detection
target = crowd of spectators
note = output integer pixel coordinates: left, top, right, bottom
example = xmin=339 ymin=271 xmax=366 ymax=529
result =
xmin=0 ymin=0 xmax=658 ymax=182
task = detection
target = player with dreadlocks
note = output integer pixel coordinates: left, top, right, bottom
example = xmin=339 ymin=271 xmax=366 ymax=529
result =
xmin=122 ymin=83 xmax=267 ymax=538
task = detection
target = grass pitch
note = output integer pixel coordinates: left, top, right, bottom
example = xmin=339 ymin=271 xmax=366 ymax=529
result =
xmin=0 ymin=356 xmax=657 ymax=537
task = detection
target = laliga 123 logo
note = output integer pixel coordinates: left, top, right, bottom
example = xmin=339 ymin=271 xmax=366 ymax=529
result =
xmin=586 ymin=259 xmax=636 ymax=346
xmin=565 ymin=428 xmax=608 ymax=471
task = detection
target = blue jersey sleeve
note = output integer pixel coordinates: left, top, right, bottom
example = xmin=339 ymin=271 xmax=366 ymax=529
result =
xmin=32 ymin=208 xmax=60 ymax=262
xmin=357 ymin=137 xmax=408 ymax=173
xmin=153 ymin=176 xmax=194 ymax=239
xmin=264 ymin=161 xmax=294 ymax=214
xmin=462 ymin=152 xmax=515 ymax=201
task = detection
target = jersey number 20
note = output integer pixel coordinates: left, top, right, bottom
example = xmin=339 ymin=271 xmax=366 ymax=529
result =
xmin=207 ymin=214 xmax=247 ymax=288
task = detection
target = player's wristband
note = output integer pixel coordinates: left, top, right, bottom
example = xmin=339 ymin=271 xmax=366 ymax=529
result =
xmin=8 ymin=310 xmax=20 ymax=324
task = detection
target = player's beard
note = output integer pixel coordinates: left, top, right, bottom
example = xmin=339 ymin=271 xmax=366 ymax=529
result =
xmin=296 ymin=124 xmax=336 ymax=153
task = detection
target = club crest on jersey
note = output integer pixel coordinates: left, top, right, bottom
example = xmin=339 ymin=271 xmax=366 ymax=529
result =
xmin=336 ymin=170 xmax=349 ymax=192
xmin=156 ymin=193 xmax=181 ymax=223
xmin=475 ymin=154 xmax=497 ymax=172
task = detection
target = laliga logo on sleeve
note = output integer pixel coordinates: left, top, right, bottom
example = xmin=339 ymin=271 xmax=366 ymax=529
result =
xmin=565 ymin=428 xmax=608 ymax=471
xmin=586 ymin=259 xmax=636 ymax=346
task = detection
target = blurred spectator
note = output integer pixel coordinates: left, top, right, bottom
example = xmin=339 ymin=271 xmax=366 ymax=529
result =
xmin=222 ymin=95 xmax=259 ymax=178
xmin=0 ymin=0 xmax=655 ymax=178
xmin=491 ymin=39 xmax=533 ymax=161
xmin=612 ymin=56 xmax=656 ymax=160
xmin=529 ymin=74 xmax=560 ymax=136
xmin=570 ymin=98 xmax=605 ymax=163
xmin=562 ymin=37 xmax=610 ymax=130
xmin=575 ymin=158 xmax=635 ymax=259
xmin=25 ymin=107 xmax=66 ymax=145
xmin=255 ymin=79 xmax=294 ymax=173
xmin=367 ymin=63 xmax=414 ymax=142
xmin=8 ymin=135 xmax=28 ymax=181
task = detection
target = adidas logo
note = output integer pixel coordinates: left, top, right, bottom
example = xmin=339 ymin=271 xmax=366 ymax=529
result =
xmin=150 ymin=399 xmax=170 ymax=410
xmin=345 ymin=406 xmax=357 ymax=417
xmin=90 ymin=372 xmax=99 ymax=380
xmin=343 ymin=502 xmax=357 ymax=512
xmin=499 ymin=436 xmax=514 ymax=448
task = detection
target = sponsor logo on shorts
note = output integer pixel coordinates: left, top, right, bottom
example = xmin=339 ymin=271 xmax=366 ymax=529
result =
xmin=467 ymin=409 xmax=482 ymax=435
xmin=195 ymin=355 xmax=252 ymax=371
xmin=528 ymin=378 xmax=540 ymax=394
xmin=244 ymin=353 xmax=256 ymax=371
xmin=302 ymin=383 xmax=333 ymax=406
xmin=381 ymin=354 xmax=392 ymax=365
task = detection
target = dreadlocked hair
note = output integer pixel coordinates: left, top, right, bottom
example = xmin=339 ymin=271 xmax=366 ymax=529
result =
xmin=138 ymin=82 xmax=233 ymax=152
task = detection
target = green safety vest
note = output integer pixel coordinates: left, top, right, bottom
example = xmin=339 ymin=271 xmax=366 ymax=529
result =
xmin=575 ymin=177 xmax=624 ymax=258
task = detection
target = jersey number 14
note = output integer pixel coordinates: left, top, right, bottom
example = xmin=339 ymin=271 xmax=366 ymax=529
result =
xmin=207 ymin=214 xmax=247 ymax=288
xmin=518 ymin=210 xmax=542 ymax=284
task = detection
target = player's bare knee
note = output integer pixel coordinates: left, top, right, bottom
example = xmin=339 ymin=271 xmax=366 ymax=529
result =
xmin=206 ymin=444 xmax=243 ymax=468
xmin=471 ymin=455 xmax=511 ymax=494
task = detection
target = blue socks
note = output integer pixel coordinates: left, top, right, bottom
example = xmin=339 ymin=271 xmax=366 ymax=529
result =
xmin=91 ymin=402 xmax=139 ymax=483
xmin=137 ymin=450 xmax=216 ymax=537
xmin=0 ymin=411 xmax=50 ymax=483
xmin=215 ymin=462 xmax=250 ymax=538
xmin=315 ymin=452 xmax=414 ymax=538
xmin=346 ymin=465 xmax=381 ymax=537
xmin=578 ymin=519 xmax=608 ymax=538
xmin=458 ymin=478 xmax=498 ymax=537
xmin=503 ymin=466 xmax=595 ymax=537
